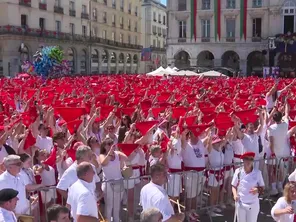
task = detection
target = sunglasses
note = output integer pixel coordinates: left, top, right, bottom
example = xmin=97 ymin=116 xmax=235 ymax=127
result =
xmin=243 ymin=157 xmax=254 ymax=161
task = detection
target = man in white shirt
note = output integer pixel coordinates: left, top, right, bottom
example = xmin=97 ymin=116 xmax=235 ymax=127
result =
xmin=268 ymin=107 xmax=290 ymax=194
xmin=67 ymin=162 xmax=98 ymax=222
xmin=231 ymin=152 xmax=265 ymax=222
xmin=57 ymin=145 xmax=102 ymax=200
xmin=0 ymin=155 xmax=30 ymax=215
xmin=0 ymin=188 xmax=19 ymax=222
xmin=140 ymin=163 xmax=185 ymax=222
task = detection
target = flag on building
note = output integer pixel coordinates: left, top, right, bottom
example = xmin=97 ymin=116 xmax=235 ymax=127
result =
xmin=141 ymin=48 xmax=152 ymax=61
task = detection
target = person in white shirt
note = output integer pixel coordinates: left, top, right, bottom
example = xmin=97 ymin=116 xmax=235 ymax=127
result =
xmin=271 ymin=181 xmax=296 ymax=222
xmin=0 ymin=188 xmax=19 ymax=222
xmin=0 ymin=155 xmax=30 ymax=215
xmin=234 ymin=109 xmax=263 ymax=169
xmin=67 ymin=162 xmax=98 ymax=222
xmin=34 ymin=124 xmax=53 ymax=153
xmin=140 ymin=163 xmax=185 ymax=222
xmin=57 ymin=145 xmax=102 ymax=200
xmin=268 ymin=106 xmax=290 ymax=194
xmin=231 ymin=152 xmax=265 ymax=222
xmin=99 ymin=138 xmax=128 ymax=222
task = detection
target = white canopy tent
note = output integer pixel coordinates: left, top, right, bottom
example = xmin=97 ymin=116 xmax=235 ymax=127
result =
xmin=171 ymin=70 xmax=199 ymax=76
xmin=146 ymin=66 xmax=165 ymax=76
xmin=164 ymin=67 xmax=176 ymax=74
xmin=199 ymin=70 xmax=227 ymax=77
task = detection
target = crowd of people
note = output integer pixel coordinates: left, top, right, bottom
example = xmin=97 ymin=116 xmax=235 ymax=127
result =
xmin=0 ymin=75 xmax=296 ymax=222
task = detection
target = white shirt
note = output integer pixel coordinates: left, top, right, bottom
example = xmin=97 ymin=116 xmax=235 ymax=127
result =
xmin=57 ymin=161 xmax=100 ymax=192
xmin=268 ymin=119 xmax=290 ymax=158
xmin=67 ymin=179 xmax=98 ymax=222
xmin=271 ymin=197 xmax=294 ymax=222
xmin=231 ymin=168 xmax=264 ymax=204
xmin=35 ymin=136 xmax=53 ymax=153
xmin=288 ymin=169 xmax=296 ymax=182
xmin=102 ymin=152 xmax=122 ymax=180
xmin=241 ymin=133 xmax=259 ymax=158
xmin=182 ymin=140 xmax=206 ymax=168
xmin=0 ymin=171 xmax=30 ymax=214
xmin=0 ymin=207 xmax=17 ymax=222
xmin=140 ymin=182 xmax=174 ymax=221
xmin=266 ymin=90 xmax=281 ymax=111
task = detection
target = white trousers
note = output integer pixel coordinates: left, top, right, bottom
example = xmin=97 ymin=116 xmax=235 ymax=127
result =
xmin=102 ymin=182 xmax=123 ymax=222
xmin=235 ymin=200 xmax=260 ymax=222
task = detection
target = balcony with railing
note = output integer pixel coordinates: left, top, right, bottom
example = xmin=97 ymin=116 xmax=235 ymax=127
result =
xmin=0 ymin=25 xmax=143 ymax=50
xmin=201 ymin=37 xmax=210 ymax=42
xmin=226 ymin=37 xmax=235 ymax=42
xmin=81 ymin=13 xmax=89 ymax=19
xmin=69 ymin=10 xmax=76 ymax=17
xmin=39 ymin=3 xmax=47 ymax=10
xmin=54 ymin=6 xmax=64 ymax=14
xmin=178 ymin=38 xmax=186 ymax=43
xmin=19 ymin=0 xmax=31 ymax=7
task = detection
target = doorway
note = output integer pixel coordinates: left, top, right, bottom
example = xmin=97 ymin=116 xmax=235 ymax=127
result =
xmin=284 ymin=15 xmax=294 ymax=33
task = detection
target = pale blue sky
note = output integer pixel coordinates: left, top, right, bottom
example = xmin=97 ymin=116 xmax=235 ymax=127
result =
xmin=161 ymin=0 xmax=167 ymax=5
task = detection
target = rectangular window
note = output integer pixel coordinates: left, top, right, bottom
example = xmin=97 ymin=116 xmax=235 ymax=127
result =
xmin=163 ymin=15 xmax=166 ymax=25
xmin=201 ymin=19 xmax=210 ymax=37
xmin=39 ymin=18 xmax=45 ymax=30
xmin=92 ymin=27 xmax=97 ymax=37
xmin=120 ymin=0 xmax=124 ymax=8
xmin=102 ymin=30 xmax=106 ymax=39
xmin=128 ymin=3 xmax=131 ymax=13
xmin=120 ymin=33 xmax=123 ymax=43
xmin=153 ymin=39 xmax=156 ymax=47
xmin=103 ymin=12 xmax=107 ymax=23
xmin=178 ymin=0 xmax=186 ymax=11
xmin=135 ymin=6 xmax=138 ymax=16
xmin=82 ymin=5 xmax=87 ymax=14
xmin=179 ymin=21 xmax=186 ymax=38
xmin=253 ymin=0 xmax=262 ymax=8
xmin=21 ymin=14 xmax=27 ymax=26
xmin=226 ymin=0 xmax=235 ymax=9
xmin=128 ymin=35 xmax=131 ymax=44
xmin=55 ymin=20 xmax=61 ymax=32
xmin=135 ymin=36 xmax=138 ymax=45
xmin=111 ymin=32 xmax=115 ymax=41
xmin=69 ymin=1 xmax=75 ymax=10
xmin=202 ymin=0 xmax=210 ymax=10
xmin=153 ymin=12 xmax=156 ymax=21
xmin=226 ymin=19 xmax=235 ymax=37
xmin=82 ymin=25 xmax=87 ymax=36
xmin=158 ymin=14 xmax=161 ymax=23
xmin=70 ymin=23 xmax=75 ymax=35
xmin=55 ymin=0 xmax=61 ymax=7
xmin=157 ymin=40 xmax=160 ymax=47
xmin=252 ymin=18 xmax=262 ymax=37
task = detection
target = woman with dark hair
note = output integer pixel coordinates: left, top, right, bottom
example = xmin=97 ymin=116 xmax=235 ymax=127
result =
xmin=118 ymin=115 xmax=132 ymax=143
xmin=99 ymin=138 xmax=128 ymax=222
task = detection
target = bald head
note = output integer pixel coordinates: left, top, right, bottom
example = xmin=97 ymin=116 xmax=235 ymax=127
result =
xmin=76 ymin=162 xmax=94 ymax=182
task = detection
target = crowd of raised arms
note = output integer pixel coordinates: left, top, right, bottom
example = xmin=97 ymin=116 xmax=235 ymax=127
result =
xmin=0 ymin=75 xmax=296 ymax=222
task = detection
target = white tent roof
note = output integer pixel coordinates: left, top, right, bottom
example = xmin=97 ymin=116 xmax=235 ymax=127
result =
xmin=199 ymin=70 xmax=227 ymax=77
xmin=146 ymin=66 xmax=165 ymax=76
xmin=171 ymin=70 xmax=199 ymax=76
xmin=164 ymin=67 xmax=176 ymax=74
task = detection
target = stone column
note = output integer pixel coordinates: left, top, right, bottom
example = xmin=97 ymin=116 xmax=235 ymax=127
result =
xmin=189 ymin=58 xmax=197 ymax=67
xmin=214 ymin=59 xmax=221 ymax=67
xmin=240 ymin=59 xmax=247 ymax=76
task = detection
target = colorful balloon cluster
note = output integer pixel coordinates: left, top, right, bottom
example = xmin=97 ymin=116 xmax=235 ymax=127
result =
xmin=21 ymin=61 xmax=34 ymax=74
xmin=32 ymin=46 xmax=70 ymax=77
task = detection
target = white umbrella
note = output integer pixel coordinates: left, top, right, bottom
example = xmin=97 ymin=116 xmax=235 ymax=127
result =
xmin=171 ymin=70 xmax=199 ymax=76
xmin=146 ymin=66 xmax=165 ymax=76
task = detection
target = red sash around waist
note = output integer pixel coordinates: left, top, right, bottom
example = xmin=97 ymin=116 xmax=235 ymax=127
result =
xmin=132 ymin=165 xmax=145 ymax=176
xmin=168 ymin=168 xmax=183 ymax=173
xmin=184 ymin=167 xmax=205 ymax=172
xmin=234 ymin=154 xmax=241 ymax=159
